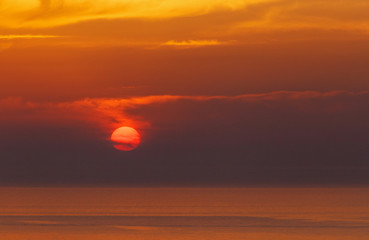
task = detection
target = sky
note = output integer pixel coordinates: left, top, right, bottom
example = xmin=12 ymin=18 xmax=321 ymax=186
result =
xmin=0 ymin=0 xmax=369 ymax=186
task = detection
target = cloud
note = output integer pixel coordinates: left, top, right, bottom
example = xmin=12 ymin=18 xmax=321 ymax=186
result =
xmin=0 ymin=35 xmax=60 ymax=40
xmin=1 ymin=90 xmax=366 ymax=133
xmin=0 ymin=0 xmax=268 ymax=28
xmin=161 ymin=40 xmax=229 ymax=48
xmin=1 ymin=0 xmax=369 ymax=47
xmin=233 ymin=0 xmax=369 ymax=37
xmin=1 ymin=90 xmax=367 ymax=143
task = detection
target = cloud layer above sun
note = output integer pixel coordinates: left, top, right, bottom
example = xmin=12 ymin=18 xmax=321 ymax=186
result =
xmin=1 ymin=90 xmax=367 ymax=135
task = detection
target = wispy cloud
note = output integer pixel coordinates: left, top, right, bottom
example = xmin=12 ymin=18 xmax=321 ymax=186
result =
xmin=233 ymin=0 xmax=369 ymax=37
xmin=161 ymin=40 xmax=229 ymax=48
xmin=0 ymin=0 xmax=267 ymax=28
xmin=1 ymin=90 xmax=367 ymax=133
xmin=1 ymin=0 xmax=369 ymax=46
xmin=0 ymin=35 xmax=60 ymax=40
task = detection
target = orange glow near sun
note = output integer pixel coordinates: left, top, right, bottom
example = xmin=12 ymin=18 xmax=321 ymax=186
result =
xmin=111 ymin=127 xmax=141 ymax=151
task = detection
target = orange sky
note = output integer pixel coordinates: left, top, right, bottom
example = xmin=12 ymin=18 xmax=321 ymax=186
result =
xmin=1 ymin=0 xmax=369 ymax=100
xmin=0 ymin=0 xmax=369 ymax=186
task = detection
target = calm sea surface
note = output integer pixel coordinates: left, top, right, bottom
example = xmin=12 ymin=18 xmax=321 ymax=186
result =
xmin=0 ymin=188 xmax=368 ymax=239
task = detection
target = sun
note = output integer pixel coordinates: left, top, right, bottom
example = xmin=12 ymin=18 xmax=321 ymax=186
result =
xmin=111 ymin=127 xmax=141 ymax=151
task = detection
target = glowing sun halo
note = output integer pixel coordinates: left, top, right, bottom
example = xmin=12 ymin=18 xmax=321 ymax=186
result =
xmin=111 ymin=127 xmax=141 ymax=151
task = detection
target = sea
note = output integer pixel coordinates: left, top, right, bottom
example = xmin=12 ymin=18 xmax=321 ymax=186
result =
xmin=0 ymin=188 xmax=368 ymax=239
